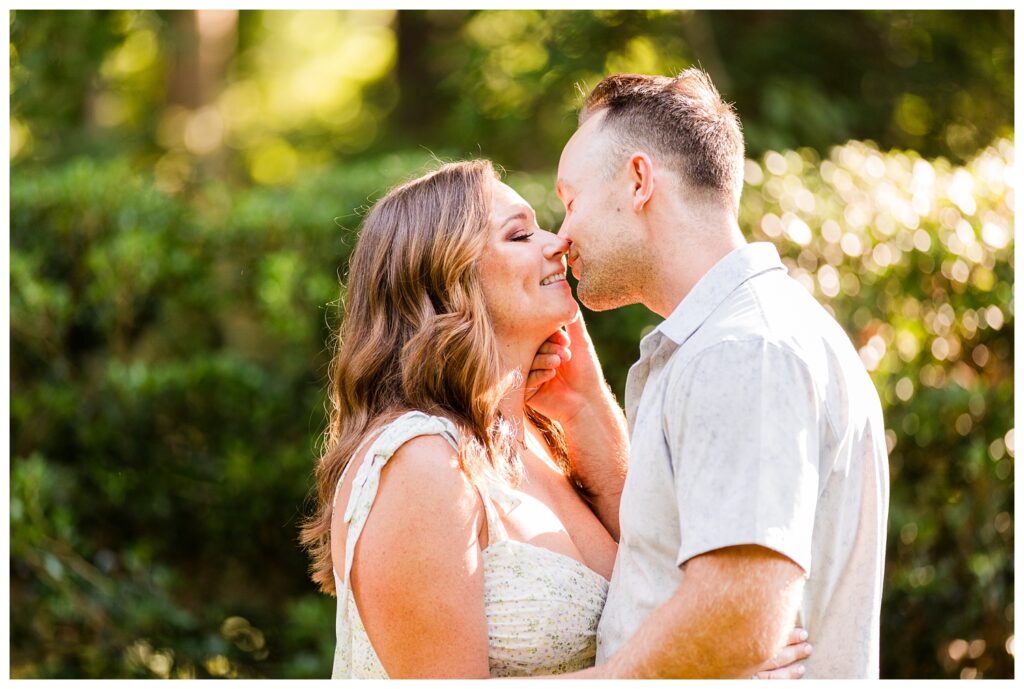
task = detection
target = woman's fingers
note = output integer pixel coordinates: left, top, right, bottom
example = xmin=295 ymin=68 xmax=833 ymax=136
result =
xmin=757 ymin=635 xmax=811 ymax=680
xmin=755 ymin=663 xmax=806 ymax=680
xmin=756 ymin=627 xmax=811 ymax=680
xmin=768 ymin=641 xmax=812 ymax=670
xmin=787 ymin=627 xmax=810 ymax=645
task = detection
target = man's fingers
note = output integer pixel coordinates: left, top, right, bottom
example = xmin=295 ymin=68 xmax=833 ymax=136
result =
xmin=537 ymin=342 xmax=571 ymax=361
xmin=544 ymin=329 xmax=571 ymax=348
xmin=530 ymin=353 xmax=563 ymax=371
xmin=525 ymin=368 xmax=555 ymax=392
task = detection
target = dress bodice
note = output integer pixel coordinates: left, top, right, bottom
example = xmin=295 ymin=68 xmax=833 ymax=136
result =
xmin=330 ymin=411 xmax=609 ymax=678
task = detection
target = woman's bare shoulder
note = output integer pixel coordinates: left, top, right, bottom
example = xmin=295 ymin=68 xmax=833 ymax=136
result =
xmin=373 ymin=434 xmax=482 ymax=525
xmin=349 ymin=430 xmax=491 ymax=678
xmin=332 ymin=423 xmax=483 ymax=553
xmin=338 ymin=418 xmax=482 ymax=537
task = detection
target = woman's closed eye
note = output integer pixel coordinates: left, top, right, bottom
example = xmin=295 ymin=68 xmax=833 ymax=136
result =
xmin=511 ymin=231 xmax=535 ymax=242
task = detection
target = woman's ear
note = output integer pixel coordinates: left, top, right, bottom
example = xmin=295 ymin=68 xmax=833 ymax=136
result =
xmin=629 ymin=152 xmax=655 ymax=212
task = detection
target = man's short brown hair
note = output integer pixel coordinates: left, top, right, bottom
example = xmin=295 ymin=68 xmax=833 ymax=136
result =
xmin=580 ymin=68 xmax=745 ymax=209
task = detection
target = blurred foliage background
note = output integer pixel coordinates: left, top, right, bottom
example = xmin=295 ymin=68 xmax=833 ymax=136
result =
xmin=8 ymin=9 xmax=1014 ymax=679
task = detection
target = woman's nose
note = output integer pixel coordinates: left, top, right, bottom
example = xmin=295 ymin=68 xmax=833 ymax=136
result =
xmin=544 ymin=235 xmax=571 ymax=259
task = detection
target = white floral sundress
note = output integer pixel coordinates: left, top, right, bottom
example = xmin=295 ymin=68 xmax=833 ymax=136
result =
xmin=330 ymin=411 xmax=610 ymax=678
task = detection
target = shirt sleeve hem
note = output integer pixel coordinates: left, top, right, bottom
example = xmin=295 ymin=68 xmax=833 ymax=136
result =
xmin=676 ymin=534 xmax=811 ymax=576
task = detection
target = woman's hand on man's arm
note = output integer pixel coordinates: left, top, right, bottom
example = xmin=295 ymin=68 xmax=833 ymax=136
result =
xmin=753 ymin=626 xmax=812 ymax=679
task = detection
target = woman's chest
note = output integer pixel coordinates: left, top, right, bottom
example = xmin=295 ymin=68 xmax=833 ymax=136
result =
xmin=499 ymin=465 xmax=616 ymax=579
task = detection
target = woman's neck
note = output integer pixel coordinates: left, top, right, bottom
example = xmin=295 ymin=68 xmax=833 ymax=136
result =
xmin=493 ymin=333 xmax=547 ymax=442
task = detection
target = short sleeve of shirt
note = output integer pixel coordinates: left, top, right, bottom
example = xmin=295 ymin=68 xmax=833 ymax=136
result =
xmin=665 ymin=338 xmax=820 ymax=573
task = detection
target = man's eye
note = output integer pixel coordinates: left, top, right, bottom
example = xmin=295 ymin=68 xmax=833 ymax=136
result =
xmin=511 ymin=232 xmax=535 ymax=242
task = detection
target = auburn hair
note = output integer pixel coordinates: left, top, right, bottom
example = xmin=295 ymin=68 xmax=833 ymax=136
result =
xmin=580 ymin=67 xmax=745 ymax=210
xmin=300 ymin=160 xmax=569 ymax=595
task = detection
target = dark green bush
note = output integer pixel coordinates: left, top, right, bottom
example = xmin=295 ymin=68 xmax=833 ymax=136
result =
xmin=10 ymin=138 xmax=1013 ymax=678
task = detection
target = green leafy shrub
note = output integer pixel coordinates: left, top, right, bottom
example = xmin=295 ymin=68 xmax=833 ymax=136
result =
xmin=10 ymin=138 xmax=1013 ymax=678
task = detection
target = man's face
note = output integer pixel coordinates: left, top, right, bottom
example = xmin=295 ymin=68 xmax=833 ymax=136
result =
xmin=555 ymin=112 xmax=650 ymax=312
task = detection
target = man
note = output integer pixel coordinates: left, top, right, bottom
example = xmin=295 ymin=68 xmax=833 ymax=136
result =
xmin=528 ymin=68 xmax=889 ymax=678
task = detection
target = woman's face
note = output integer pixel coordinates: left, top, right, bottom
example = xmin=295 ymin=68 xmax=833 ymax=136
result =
xmin=478 ymin=179 xmax=578 ymax=343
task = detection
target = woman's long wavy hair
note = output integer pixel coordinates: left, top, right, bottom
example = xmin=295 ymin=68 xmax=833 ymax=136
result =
xmin=301 ymin=160 xmax=569 ymax=595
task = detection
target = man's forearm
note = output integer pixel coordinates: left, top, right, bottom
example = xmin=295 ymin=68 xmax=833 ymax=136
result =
xmin=562 ymin=393 xmax=629 ymax=540
xmin=603 ymin=584 xmax=770 ymax=678
xmin=601 ymin=546 xmax=805 ymax=678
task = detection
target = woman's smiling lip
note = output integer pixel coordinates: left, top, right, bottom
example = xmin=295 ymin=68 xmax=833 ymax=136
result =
xmin=540 ymin=270 xmax=566 ymax=286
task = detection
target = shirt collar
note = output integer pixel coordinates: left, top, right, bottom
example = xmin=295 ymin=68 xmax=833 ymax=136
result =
xmin=655 ymin=242 xmax=786 ymax=346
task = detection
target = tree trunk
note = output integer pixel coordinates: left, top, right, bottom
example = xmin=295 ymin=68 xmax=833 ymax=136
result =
xmin=393 ymin=10 xmax=441 ymax=143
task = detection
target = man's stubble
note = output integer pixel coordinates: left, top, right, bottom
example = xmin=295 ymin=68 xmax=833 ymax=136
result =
xmin=576 ymin=230 xmax=655 ymax=313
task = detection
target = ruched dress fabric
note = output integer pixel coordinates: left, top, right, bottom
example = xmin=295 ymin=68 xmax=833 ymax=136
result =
xmin=330 ymin=411 xmax=609 ymax=678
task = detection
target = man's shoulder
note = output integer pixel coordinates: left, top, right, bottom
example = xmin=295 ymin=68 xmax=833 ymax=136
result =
xmin=664 ymin=331 xmax=812 ymax=390
xmin=694 ymin=272 xmax=862 ymax=375
xmin=662 ymin=277 xmax=881 ymax=443
xmin=676 ymin=270 xmax=806 ymax=352
xmin=659 ymin=300 xmax=845 ymax=411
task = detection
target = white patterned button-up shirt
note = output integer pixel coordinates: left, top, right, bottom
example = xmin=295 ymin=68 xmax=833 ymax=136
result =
xmin=595 ymin=242 xmax=889 ymax=678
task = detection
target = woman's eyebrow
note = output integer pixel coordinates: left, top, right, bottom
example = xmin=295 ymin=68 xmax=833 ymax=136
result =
xmin=501 ymin=207 xmax=533 ymax=228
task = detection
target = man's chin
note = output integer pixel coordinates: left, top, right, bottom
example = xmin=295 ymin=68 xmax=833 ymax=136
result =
xmin=578 ymin=282 xmax=635 ymax=312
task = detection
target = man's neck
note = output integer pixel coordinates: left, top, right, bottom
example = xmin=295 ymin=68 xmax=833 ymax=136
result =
xmin=645 ymin=218 xmax=746 ymax=319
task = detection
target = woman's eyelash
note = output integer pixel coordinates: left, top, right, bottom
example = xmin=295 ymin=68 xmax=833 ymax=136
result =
xmin=511 ymin=232 xmax=535 ymax=242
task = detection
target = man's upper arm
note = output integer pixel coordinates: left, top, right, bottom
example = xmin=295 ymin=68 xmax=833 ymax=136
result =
xmin=352 ymin=436 xmax=490 ymax=678
xmin=664 ymin=339 xmax=820 ymax=573
xmin=679 ymin=544 xmax=807 ymax=673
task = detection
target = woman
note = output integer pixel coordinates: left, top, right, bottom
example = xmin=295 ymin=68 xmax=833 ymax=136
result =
xmin=300 ymin=160 xmax=809 ymax=678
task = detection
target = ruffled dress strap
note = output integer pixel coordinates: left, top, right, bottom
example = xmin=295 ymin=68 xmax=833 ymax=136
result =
xmin=480 ymin=471 xmax=531 ymax=546
xmin=478 ymin=479 xmax=510 ymax=546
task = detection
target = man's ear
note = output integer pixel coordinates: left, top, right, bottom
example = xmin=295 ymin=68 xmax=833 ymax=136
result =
xmin=628 ymin=152 xmax=655 ymax=212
